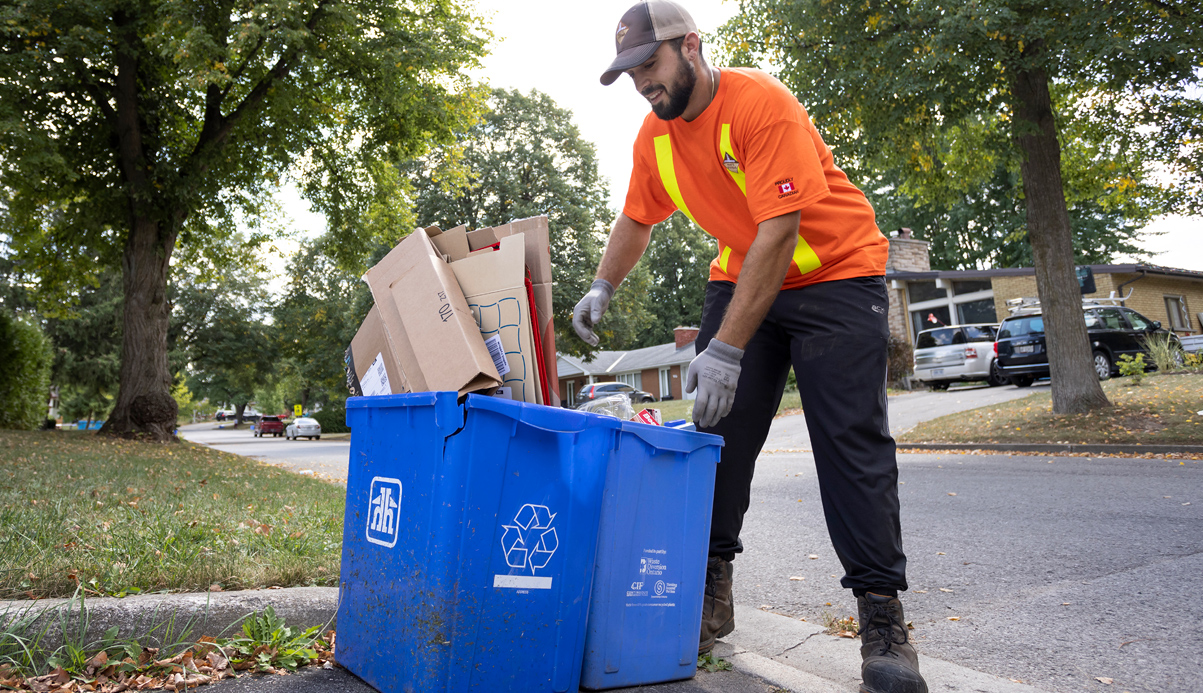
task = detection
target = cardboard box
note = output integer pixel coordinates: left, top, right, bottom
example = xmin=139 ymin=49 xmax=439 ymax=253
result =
xmin=434 ymin=227 xmax=544 ymax=404
xmin=465 ymin=216 xmax=561 ymax=406
xmin=362 ymin=227 xmax=502 ymax=397
xmin=344 ymin=306 xmax=405 ymax=397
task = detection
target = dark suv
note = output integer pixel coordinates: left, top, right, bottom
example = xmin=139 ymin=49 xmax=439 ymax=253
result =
xmin=575 ymin=382 xmax=656 ymax=407
xmin=995 ymin=302 xmax=1180 ymax=387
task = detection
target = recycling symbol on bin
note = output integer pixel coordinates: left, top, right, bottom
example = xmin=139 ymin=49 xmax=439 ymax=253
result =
xmin=500 ymin=504 xmax=558 ymax=573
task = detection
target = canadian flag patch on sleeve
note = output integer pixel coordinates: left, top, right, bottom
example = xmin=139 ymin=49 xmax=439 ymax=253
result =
xmin=778 ymin=181 xmax=794 ymax=195
xmin=775 ymin=178 xmax=798 ymax=197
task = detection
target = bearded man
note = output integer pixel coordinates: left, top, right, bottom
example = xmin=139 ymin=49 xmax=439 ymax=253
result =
xmin=572 ymin=3 xmax=928 ymax=692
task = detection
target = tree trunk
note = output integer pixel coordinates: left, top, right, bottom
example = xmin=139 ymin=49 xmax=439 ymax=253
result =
xmin=101 ymin=216 xmax=179 ymax=440
xmin=1011 ymin=62 xmax=1111 ymax=415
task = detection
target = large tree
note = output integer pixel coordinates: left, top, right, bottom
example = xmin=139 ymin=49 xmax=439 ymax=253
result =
xmin=634 ymin=212 xmax=713 ymax=348
xmin=407 ymin=88 xmax=655 ymax=356
xmin=0 ymin=0 xmax=488 ymax=439
xmin=719 ymin=1 xmax=1202 ymax=414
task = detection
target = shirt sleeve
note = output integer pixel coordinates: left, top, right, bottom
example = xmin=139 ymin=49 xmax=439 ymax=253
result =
xmin=621 ymin=131 xmax=677 ymax=226
xmin=741 ymin=117 xmax=830 ymax=226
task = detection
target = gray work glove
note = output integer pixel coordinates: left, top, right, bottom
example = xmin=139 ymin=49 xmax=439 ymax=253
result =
xmin=686 ymin=338 xmax=744 ymax=429
xmin=572 ymin=278 xmax=615 ymax=347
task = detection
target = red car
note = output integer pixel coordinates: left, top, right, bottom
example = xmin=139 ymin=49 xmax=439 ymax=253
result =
xmin=255 ymin=415 xmax=285 ymax=437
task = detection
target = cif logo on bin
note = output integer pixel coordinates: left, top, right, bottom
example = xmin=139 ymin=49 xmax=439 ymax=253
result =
xmin=366 ymin=477 xmax=402 ymax=548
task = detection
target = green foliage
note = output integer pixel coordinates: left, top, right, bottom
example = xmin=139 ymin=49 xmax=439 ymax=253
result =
xmin=311 ymin=405 xmax=349 ymax=434
xmin=716 ymin=0 xmax=1203 ymax=269
xmin=1141 ymin=333 xmax=1185 ymax=373
xmin=0 ymin=310 xmax=52 ymax=430
xmin=226 ymin=606 xmax=322 ymax=673
xmin=887 ymin=334 xmax=914 ymax=386
xmin=634 ymin=212 xmax=712 ymax=348
xmin=697 ymin=653 xmax=733 ymax=672
xmin=1118 ymin=353 xmax=1146 ymax=383
xmin=43 ymin=269 xmax=122 ymax=421
xmin=1184 ymin=352 xmax=1203 ymax=373
xmin=405 ymin=88 xmax=653 ymax=356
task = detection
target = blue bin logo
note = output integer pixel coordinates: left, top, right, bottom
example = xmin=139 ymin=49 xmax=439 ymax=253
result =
xmin=366 ymin=477 xmax=402 ymax=548
xmin=500 ymin=504 xmax=558 ymax=573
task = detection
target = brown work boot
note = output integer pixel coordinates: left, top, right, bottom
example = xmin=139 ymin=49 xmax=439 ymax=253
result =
xmin=698 ymin=556 xmax=734 ymax=654
xmin=857 ymin=592 xmax=928 ymax=693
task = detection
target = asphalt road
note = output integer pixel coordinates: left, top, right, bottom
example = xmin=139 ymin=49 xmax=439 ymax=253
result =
xmin=178 ymin=423 xmax=353 ymax=482
xmin=737 ymin=449 xmax=1202 ymax=693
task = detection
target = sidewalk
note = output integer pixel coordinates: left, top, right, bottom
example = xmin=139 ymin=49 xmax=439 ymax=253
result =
xmin=2 ymin=588 xmax=1047 ymax=692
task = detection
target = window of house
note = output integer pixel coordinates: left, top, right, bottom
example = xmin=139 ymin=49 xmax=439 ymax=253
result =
xmin=1165 ymin=295 xmax=1190 ymax=331
xmin=957 ymin=298 xmax=997 ymax=325
xmin=659 ymin=368 xmax=670 ymax=399
xmin=908 ymin=281 xmax=947 ymax=303
xmin=953 ymin=280 xmax=992 ymax=295
xmin=911 ymin=305 xmax=951 ymax=338
xmin=617 ymin=372 xmax=642 ymax=389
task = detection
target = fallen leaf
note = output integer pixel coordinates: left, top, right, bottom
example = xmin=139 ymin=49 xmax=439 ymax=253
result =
xmin=1096 ymin=676 xmax=1113 ymax=684
xmin=936 ymin=552 xmax=946 ymax=555
xmin=947 ymin=616 xmax=960 ymax=621
xmin=808 ymin=554 xmax=819 ymax=560
xmin=939 ymin=588 xmax=954 ymax=592
xmin=912 ymin=590 xmax=928 ymax=593
xmin=947 ymin=492 xmax=957 ymax=496
xmin=789 ymin=576 xmax=805 ymax=581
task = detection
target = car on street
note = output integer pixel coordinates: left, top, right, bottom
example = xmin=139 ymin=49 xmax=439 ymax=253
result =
xmin=255 ymin=415 xmax=285 ymax=437
xmin=575 ymin=381 xmax=657 ymax=407
xmin=286 ymin=417 xmax=322 ymax=440
xmin=911 ymin=324 xmax=1005 ymax=390
xmin=995 ymin=299 xmax=1182 ymax=387
xmin=215 ymin=409 xmax=236 ymax=421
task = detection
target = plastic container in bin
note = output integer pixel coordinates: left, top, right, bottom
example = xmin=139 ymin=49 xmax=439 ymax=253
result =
xmin=336 ymin=392 xmax=620 ymax=693
xmin=580 ymin=420 xmax=723 ymax=690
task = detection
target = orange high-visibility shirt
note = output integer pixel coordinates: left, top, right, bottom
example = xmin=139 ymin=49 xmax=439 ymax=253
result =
xmin=623 ymin=68 xmax=888 ymax=289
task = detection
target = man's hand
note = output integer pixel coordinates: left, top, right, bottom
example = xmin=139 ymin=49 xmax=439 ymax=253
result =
xmin=572 ymin=279 xmax=615 ymax=346
xmin=686 ymin=338 xmax=744 ymax=428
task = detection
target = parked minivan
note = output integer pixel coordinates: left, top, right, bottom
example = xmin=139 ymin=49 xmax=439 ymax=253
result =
xmin=911 ymin=324 xmax=1006 ymax=390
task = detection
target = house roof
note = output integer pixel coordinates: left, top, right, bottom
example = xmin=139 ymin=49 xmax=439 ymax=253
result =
xmin=886 ymin=262 xmax=1203 ymax=282
xmin=556 ymin=339 xmax=696 ymax=378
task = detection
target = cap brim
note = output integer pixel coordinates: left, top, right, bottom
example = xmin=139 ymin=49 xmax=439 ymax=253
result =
xmin=600 ymin=41 xmax=662 ymax=86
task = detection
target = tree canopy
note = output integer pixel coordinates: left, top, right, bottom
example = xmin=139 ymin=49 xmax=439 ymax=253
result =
xmin=0 ymin=0 xmax=489 ymax=438
xmin=718 ymin=0 xmax=1202 ymax=414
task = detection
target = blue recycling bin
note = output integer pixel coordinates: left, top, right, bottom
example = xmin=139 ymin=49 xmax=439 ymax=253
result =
xmin=579 ymin=420 xmax=722 ymax=689
xmin=337 ymin=392 xmax=621 ymax=693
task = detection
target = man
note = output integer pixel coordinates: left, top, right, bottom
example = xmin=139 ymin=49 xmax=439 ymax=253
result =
xmin=572 ymin=2 xmax=927 ymax=692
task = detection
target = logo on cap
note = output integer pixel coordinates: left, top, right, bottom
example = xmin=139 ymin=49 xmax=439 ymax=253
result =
xmin=616 ymin=21 xmax=630 ymax=46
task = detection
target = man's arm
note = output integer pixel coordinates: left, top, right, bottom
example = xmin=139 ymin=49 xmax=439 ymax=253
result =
xmin=713 ymin=210 xmax=802 ymax=348
xmin=596 ymin=212 xmax=654 ymax=287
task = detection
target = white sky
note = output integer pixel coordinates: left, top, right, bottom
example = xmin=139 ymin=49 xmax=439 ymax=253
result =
xmin=271 ymin=0 xmax=1202 ymax=275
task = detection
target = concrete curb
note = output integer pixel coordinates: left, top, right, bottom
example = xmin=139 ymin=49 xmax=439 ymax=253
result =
xmin=898 ymin=442 xmax=1203 ymax=455
xmin=0 ymin=587 xmax=338 ymax=651
xmin=720 ymin=605 xmax=1048 ymax=692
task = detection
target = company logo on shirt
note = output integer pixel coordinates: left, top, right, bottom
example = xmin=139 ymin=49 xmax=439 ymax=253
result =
xmin=616 ymin=22 xmax=629 ymax=46
xmin=776 ymin=178 xmax=798 ymax=198
xmin=722 ymin=153 xmax=740 ymax=174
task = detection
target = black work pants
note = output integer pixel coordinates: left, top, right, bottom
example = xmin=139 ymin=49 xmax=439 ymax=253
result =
xmin=696 ymin=276 xmax=907 ymax=593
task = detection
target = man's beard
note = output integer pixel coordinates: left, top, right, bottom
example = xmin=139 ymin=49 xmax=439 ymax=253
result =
xmin=645 ymin=54 xmax=697 ymax=121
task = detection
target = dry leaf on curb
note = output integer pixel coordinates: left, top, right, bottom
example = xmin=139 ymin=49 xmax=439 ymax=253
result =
xmin=808 ymin=554 xmax=819 ymax=559
xmin=1095 ymin=676 xmax=1113 ymax=684
xmin=947 ymin=616 xmax=960 ymax=621
xmin=789 ymin=576 xmax=805 ymax=581
xmin=947 ymin=492 xmax=957 ymax=496
xmin=939 ymin=588 xmax=954 ymax=592
xmin=836 ymin=630 xmax=857 ymax=638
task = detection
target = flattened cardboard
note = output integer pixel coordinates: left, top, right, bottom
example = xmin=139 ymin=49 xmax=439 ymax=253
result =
xmin=364 ymin=227 xmax=501 ymax=398
xmin=345 ymin=306 xmax=405 ymax=397
xmin=443 ymin=232 xmax=543 ymax=404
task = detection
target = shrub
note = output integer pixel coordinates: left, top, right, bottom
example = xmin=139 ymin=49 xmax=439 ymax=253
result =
xmin=886 ymin=334 xmax=914 ymax=386
xmin=1118 ymin=353 xmax=1146 ymax=384
xmin=0 ymin=310 xmax=53 ymax=430
xmin=312 ymin=404 xmax=350 ymax=433
xmin=1142 ymin=333 xmax=1184 ymax=372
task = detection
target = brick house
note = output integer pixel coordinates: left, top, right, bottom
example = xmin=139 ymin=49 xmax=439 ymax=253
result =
xmin=556 ymin=327 xmax=699 ymax=408
xmin=884 ymin=229 xmax=1203 ymax=344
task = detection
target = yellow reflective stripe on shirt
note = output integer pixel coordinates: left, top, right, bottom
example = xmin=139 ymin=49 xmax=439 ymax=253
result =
xmin=653 ymin=135 xmax=698 ymax=225
xmin=792 ymin=236 xmax=822 ymax=274
xmin=719 ymin=124 xmax=746 ymax=194
xmin=718 ymin=244 xmax=732 ymax=273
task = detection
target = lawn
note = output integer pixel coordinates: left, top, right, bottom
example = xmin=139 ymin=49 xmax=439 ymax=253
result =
xmin=897 ymin=372 xmax=1203 ymax=446
xmin=0 ymin=430 xmax=345 ymax=600
xmin=650 ymin=389 xmax=804 ymax=424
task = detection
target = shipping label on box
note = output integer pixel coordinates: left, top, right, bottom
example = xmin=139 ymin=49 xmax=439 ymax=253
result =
xmin=345 ymin=306 xmax=405 ymax=397
xmin=363 ymin=226 xmax=501 ymax=397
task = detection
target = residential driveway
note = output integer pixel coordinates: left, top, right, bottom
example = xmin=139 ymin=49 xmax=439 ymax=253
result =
xmin=738 ymin=433 xmax=1201 ymax=691
xmin=763 ymin=380 xmax=1045 ymax=451
xmin=177 ymin=423 xmax=352 ymax=482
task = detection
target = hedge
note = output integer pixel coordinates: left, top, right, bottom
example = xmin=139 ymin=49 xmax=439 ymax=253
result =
xmin=0 ymin=310 xmax=53 ymax=430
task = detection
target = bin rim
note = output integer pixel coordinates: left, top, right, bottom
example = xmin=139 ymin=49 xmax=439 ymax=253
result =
xmin=463 ymin=393 xmax=626 ymax=435
xmin=345 ymin=392 xmax=448 ymax=409
xmin=618 ymin=419 xmax=724 ymax=455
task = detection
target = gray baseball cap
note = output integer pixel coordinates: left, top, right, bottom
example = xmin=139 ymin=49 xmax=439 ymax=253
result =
xmin=600 ymin=0 xmax=698 ymax=86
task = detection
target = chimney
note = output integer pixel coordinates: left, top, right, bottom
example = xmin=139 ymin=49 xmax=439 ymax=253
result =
xmin=674 ymin=326 xmax=699 ymax=349
xmin=895 ymin=227 xmax=912 ymax=239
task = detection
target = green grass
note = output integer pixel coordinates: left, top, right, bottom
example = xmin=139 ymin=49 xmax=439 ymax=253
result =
xmin=0 ymin=430 xmax=345 ymax=600
xmin=650 ymin=390 xmax=804 ymax=424
xmin=897 ymin=373 xmax=1203 ymax=446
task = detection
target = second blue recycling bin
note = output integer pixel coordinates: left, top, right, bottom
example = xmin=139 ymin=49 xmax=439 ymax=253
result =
xmin=337 ymin=392 xmax=723 ymax=693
